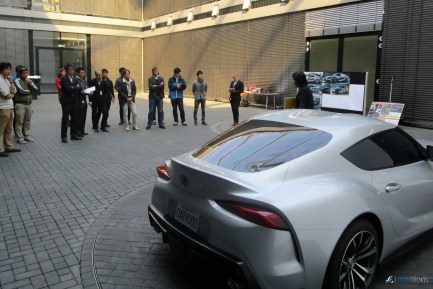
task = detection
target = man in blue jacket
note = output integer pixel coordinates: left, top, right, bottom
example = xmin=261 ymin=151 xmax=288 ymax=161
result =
xmin=116 ymin=69 xmax=139 ymax=131
xmin=168 ymin=67 xmax=187 ymax=126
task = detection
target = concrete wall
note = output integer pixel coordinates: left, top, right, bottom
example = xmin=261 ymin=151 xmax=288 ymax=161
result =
xmin=143 ymin=13 xmax=306 ymax=102
xmin=0 ymin=28 xmax=30 ymax=69
xmin=91 ymin=35 xmax=143 ymax=91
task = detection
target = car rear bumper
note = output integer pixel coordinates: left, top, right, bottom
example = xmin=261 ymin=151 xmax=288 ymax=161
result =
xmin=148 ymin=204 xmax=261 ymax=289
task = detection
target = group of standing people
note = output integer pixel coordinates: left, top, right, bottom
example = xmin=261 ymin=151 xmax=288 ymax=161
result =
xmin=0 ymin=62 xmax=38 ymax=157
xmin=3 ymin=60 xmax=313 ymax=148
xmin=56 ymin=64 xmax=141 ymax=143
xmin=146 ymin=67 xmax=209 ymax=129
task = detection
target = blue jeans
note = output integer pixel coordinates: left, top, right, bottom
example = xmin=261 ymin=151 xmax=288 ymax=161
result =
xmin=148 ymin=97 xmax=164 ymax=125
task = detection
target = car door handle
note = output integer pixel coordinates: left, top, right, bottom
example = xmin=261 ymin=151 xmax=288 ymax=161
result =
xmin=385 ymin=183 xmax=402 ymax=193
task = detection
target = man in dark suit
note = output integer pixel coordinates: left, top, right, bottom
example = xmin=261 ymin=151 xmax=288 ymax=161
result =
xmin=146 ymin=67 xmax=165 ymax=129
xmin=229 ymin=73 xmax=244 ymax=126
xmin=75 ymin=67 xmax=91 ymax=136
xmin=89 ymin=70 xmax=110 ymax=132
xmin=60 ymin=63 xmax=82 ymax=142
xmin=101 ymin=68 xmax=114 ymax=127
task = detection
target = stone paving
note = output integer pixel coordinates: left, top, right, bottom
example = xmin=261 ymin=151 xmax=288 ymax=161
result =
xmin=0 ymin=94 xmax=432 ymax=289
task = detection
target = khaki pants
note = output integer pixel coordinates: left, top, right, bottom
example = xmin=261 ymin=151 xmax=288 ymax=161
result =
xmin=14 ymin=103 xmax=32 ymax=140
xmin=0 ymin=108 xmax=14 ymax=152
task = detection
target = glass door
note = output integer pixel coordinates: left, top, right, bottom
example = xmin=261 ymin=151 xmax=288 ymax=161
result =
xmin=35 ymin=48 xmax=84 ymax=93
xmin=307 ymin=33 xmax=380 ymax=113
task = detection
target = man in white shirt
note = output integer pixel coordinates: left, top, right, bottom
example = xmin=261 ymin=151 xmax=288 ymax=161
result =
xmin=0 ymin=62 xmax=21 ymax=157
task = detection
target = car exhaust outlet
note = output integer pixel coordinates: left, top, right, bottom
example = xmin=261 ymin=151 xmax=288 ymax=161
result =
xmin=226 ymin=276 xmax=246 ymax=289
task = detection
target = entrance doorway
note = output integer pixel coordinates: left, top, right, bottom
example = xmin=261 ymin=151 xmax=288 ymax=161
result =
xmin=306 ymin=33 xmax=380 ymax=113
xmin=36 ymin=48 xmax=84 ymax=93
xmin=32 ymin=31 xmax=87 ymax=94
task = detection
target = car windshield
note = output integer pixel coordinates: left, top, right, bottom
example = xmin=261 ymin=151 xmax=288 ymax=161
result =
xmin=193 ymin=120 xmax=332 ymax=172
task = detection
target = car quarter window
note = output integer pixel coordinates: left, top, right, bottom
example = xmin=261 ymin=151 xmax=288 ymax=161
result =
xmin=341 ymin=128 xmax=425 ymax=170
xmin=193 ymin=120 xmax=332 ymax=173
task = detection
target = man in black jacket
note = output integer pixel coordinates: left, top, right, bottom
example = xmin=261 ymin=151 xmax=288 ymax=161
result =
xmin=229 ymin=73 xmax=244 ymax=126
xmin=60 ymin=63 xmax=82 ymax=143
xmin=89 ymin=70 xmax=110 ymax=132
xmin=101 ymin=68 xmax=114 ymax=127
xmin=146 ymin=67 xmax=165 ymax=129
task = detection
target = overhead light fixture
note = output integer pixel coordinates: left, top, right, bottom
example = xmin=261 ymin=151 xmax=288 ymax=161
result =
xmin=281 ymin=0 xmax=289 ymax=2
xmin=151 ymin=21 xmax=156 ymax=30
xmin=242 ymin=0 xmax=251 ymax=11
xmin=167 ymin=16 xmax=173 ymax=26
xmin=211 ymin=5 xmax=219 ymax=17
xmin=187 ymin=11 xmax=194 ymax=22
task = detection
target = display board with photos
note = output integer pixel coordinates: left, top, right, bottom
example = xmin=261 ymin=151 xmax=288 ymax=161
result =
xmin=305 ymin=72 xmax=367 ymax=114
xmin=367 ymin=102 xmax=405 ymax=125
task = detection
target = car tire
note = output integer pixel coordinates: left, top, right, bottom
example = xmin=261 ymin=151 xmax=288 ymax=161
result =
xmin=323 ymin=219 xmax=379 ymax=289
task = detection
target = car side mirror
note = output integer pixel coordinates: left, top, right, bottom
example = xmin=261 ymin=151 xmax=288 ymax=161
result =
xmin=427 ymin=145 xmax=433 ymax=161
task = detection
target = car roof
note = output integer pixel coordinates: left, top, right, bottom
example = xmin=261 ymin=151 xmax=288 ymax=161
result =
xmin=251 ymin=109 xmax=394 ymax=135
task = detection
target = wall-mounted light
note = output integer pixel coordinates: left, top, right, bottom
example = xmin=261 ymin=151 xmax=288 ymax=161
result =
xmin=151 ymin=21 xmax=156 ymax=30
xmin=242 ymin=0 xmax=251 ymax=11
xmin=187 ymin=11 xmax=194 ymax=22
xmin=167 ymin=16 xmax=173 ymax=26
xmin=211 ymin=5 xmax=219 ymax=17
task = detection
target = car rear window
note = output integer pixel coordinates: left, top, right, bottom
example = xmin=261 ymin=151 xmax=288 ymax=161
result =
xmin=193 ymin=119 xmax=332 ymax=172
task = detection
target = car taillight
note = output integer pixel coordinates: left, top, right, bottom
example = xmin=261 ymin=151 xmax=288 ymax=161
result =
xmin=216 ymin=201 xmax=289 ymax=231
xmin=156 ymin=164 xmax=171 ymax=181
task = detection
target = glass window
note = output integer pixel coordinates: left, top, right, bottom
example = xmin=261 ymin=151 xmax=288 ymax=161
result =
xmin=193 ymin=120 xmax=332 ymax=173
xmin=341 ymin=128 xmax=425 ymax=170
xmin=309 ymin=38 xmax=339 ymax=72
xmin=343 ymin=35 xmax=378 ymax=113
xmin=32 ymin=0 xmax=60 ymax=12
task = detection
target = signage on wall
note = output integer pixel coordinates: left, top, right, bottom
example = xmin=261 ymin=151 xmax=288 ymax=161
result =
xmin=305 ymin=71 xmax=368 ymax=114
xmin=367 ymin=102 xmax=405 ymax=125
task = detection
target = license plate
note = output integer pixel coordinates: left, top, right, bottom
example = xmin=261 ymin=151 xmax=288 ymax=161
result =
xmin=174 ymin=204 xmax=200 ymax=232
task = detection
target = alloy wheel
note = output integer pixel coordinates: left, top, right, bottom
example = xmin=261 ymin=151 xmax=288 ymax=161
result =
xmin=339 ymin=230 xmax=378 ymax=289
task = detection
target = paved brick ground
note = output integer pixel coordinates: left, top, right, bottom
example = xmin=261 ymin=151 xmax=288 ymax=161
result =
xmin=1 ymin=95 xmax=433 ymax=289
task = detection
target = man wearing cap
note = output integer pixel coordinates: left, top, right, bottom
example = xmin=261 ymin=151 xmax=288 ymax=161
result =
xmin=13 ymin=66 xmax=38 ymax=143
xmin=0 ymin=62 xmax=20 ymax=157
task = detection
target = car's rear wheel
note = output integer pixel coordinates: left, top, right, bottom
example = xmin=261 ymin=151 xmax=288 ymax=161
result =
xmin=323 ymin=219 xmax=379 ymax=289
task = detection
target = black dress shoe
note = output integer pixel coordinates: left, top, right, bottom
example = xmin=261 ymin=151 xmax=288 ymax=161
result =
xmin=202 ymin=121 xmax=207 ymax=125
xmin=6 ymin=148 xmax=21 ymax=153
xmin=118 ymin=121 xmax=123 ymax=125
xmin=159 ymin=124 xmax=166 ymax=129
xmin=82 ymin=132 xmax=89 ymax=136
xmin=101 ymin=128 xmax=109 ymax=132
xmin=61 ymin=138 xmax=68 ymax=143
xmin=71 ymin=135 xmax=83 ymax=140
xmin=0 ymin=152 xmax=9 ymax=157
xmin=75 ymin=133 xmax=83 ymax=137
xmin=146 ymin=125 xmax=151 ymax=130
xmin=94 ymin=128 xmax=99 ymax=132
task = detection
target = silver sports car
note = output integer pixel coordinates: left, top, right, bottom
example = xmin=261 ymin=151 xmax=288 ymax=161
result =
xmin=148 ymin=110 xmax=433 ymax=289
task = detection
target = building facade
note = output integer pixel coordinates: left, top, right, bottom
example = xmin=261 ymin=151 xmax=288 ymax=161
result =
xmin=0 ymin=0 xmax=430 ymax=124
